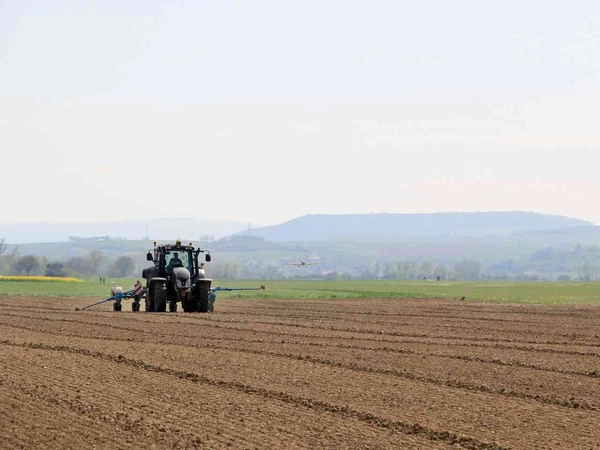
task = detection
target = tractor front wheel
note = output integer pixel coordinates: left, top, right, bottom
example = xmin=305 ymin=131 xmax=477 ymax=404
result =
xmin=145 ymin=292 xmax=153 ymax=312
xmin=147 ymin=279 xmax=167 ymax=312
xmin=153 ymin=286 xmax=167 ymax=312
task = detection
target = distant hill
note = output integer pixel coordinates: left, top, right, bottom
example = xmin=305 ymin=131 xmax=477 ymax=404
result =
xmin=0 ymin=217 xmax=252 ymax=244
xmin=240 ymin=212 xmax=593 ymax=242
xmin=6 ymin=214 xmax=600 ymax=281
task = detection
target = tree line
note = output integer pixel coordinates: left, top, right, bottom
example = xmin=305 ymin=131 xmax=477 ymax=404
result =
xmin=3 ymin=236 xmax=600 ymax=281
xmin=0 ymin=240 xmax=138 ymax=278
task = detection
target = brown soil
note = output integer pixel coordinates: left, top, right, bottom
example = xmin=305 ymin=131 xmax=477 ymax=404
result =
xmin=1 ymin=296 xmax=599 ymax=449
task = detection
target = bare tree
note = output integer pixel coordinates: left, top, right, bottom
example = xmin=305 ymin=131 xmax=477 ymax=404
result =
xmin=16 ymin=255 xmax=40 ymax=276
xmin=5 ymin=245 xmax=19 ymax=274
xmin=112 ymin=256 xmax=136 ymax=277
xmin=89 ymin=250 xmax=104 ymax=275
xmin=433 ymin=264 xmax=449 ymax=280
xmin=65 ymin=256 xmax=91 ymax=276
xmin=453 ymin=258 xmax=483 ymax=280
xmin=577 ymin=261 xmax=600 ymax=282
xmin=0 ymin=238 xmax=6 ymax=274
xmin=419 ymin=260 xmax=436 ymax=279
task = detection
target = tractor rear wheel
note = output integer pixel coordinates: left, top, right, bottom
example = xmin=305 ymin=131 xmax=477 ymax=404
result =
xmin=196 ymin=283 xmax=210 ymax=313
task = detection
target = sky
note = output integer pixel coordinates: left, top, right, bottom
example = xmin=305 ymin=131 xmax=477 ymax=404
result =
xmin=1 ymin=0 xmax=599 ymax=226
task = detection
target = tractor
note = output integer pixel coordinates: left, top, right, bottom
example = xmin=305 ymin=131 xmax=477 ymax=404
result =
xmin=142 ymin=240 xmax=213 ymax=313
xmin=75 ymin=241 xmax=266 ymax=313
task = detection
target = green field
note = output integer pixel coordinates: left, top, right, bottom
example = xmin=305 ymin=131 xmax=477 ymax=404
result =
xmin=0 ymin=278 xmax=139 ymax=298
xmin=1 ymin=278 xmax=600 ymax=304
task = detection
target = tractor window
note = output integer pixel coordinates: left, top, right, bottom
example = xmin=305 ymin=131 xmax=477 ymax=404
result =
xmin=165 ymin=251 xmax=191 ymax=271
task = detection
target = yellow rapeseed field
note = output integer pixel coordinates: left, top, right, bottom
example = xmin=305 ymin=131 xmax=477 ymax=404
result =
xmin=0 ymin=276 xmax=83 ymax=283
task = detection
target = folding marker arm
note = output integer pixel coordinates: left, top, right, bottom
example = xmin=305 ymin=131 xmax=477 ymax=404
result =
xmin=75 ymin=288 xmax=147 ymax=311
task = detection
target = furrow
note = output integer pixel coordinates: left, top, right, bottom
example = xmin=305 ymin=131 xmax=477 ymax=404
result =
xmin=4 ymin=306 xmax=596 ymax=342
xmin=2 ymin=321 xmax=596 ymax=411
xmin=2 ymin=311 xmax=599 ymax=358
xmin=0 ymin=339 xmax=508 ymax=450
xmin=3 ymin=318 xmax=599 ymax=379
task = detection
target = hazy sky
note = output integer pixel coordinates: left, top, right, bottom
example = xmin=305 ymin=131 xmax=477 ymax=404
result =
xmin=1 ymin=1 xmax=599 ymax=225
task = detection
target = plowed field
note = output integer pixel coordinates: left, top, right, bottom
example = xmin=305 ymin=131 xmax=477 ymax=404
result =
xmin=1 ymin=296 xmax=599 ymax=449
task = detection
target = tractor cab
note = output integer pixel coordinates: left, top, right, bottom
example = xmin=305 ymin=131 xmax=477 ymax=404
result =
xmin=146 ymin=240 xmax=211 ymax=278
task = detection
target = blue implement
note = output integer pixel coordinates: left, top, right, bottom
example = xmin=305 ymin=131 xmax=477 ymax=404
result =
xmin=209 ymin=284 xmax=266 ymax=300
xmin=75 ymin=287 xmax=147 ymax=311
xmin=76 ymin=284 xmax=264 ymax=311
